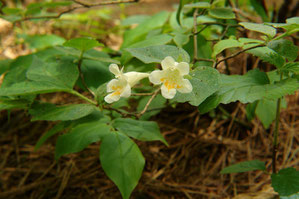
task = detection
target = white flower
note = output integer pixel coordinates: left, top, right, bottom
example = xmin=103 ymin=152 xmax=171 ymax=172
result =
xmin=149 ymin=56 xmax=192 ymax=99
xmin=104 ymin=64 xmax=149 ymax=103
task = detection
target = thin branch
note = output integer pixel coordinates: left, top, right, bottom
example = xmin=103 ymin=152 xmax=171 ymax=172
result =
xmin=193 ymin=8 xmax=199 ymax=63
xmin=14 ymin=0 xmax=139 ymax=23
xmin=102 ymin=105 xmax=135 ymax=117
xmin=213 ymin=44 xmax=265 ymax=68
xmin=137 ymin=89 xmax=160 ymax=118
xmin=77 ymin=51 xmax=96 ymax=97
xmin=70 ymin=90 xmax=97 ymax=105
xmin=272 ymin=73 xmax=283 ymax=174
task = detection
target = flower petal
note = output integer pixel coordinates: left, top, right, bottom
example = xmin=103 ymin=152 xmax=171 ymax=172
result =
xmin=177 ymin=79 xmax=193 ymax=93
xmin=109 ymin=64 xmax=121 ymax=77
xmin=106 ymin=79 xmax=119 ymax=92
xmin=124 ymin=72 xmax=149 ymax=87
xmin=104 ymin=93 xmax=121 ymax=103
xmin=149 ymin=70 xmax=164 ymax=85
xmin=161 ymin=84 xmax=176 ymax=99
xmin=175 ymin=62 xmax=189 ymax=76
xmin=161 ymin=56 xmax=175 ymax=70
xmin=120 ymin=83 xmax=131 ymax=98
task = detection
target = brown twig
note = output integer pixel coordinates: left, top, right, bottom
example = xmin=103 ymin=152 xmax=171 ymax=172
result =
xmin=137 ymin=89 xmax=160 ymax=118
xmin=13 ymin=0 xmax=139 ymax=23
xmin=77 ymin=51 xmax=96 ymax=97
xmin=213 ymin=44 xmax=265 ymax=68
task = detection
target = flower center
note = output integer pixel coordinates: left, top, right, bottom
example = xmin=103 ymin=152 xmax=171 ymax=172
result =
xmin=111 ymin=85 xmax=123 ymax=96
xmin=160 ymin=69 xmax=182 ymax=90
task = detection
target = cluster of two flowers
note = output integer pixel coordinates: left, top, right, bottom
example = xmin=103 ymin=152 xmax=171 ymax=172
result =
xmin=105 ymin=56 xmax=193 ymax=103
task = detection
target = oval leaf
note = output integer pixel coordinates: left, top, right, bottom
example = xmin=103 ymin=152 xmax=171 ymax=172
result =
xmin=126 ymin=45 xmax=190 ymax=63
xmin=63 ymin=37 xmax=103 ymax=51
xmin=209 ymin=8 xmax=235 ymax=19
xmin=100 ymin=132 xmax=145 ymax=199
xmin=221 ymin=160 xmax=266 ymax=174
xmin=29 ymin=103 xmax=96 ymax=121
xmin=239 ymin=22 xmax=276 ymax=38
xmin=173 ymin=66 xmax=220 ymax=106
xmin=271 ymin=168 xmax=299 ymax=196
xmin=55 ymin=121 xmax=110 ymax=159
xmin=112 ymin=118 xmax=168 ymax=146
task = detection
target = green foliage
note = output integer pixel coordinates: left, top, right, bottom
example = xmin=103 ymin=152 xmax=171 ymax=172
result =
xmin=55 ymin=121 xmax=110 ymax=159
xmin=184 ymin=2 xmax=211 ymax=9
xmin=63 ymin=37 xmax=103 ymax=52
xmin=208 ymin=8 xmax=235 ymax=19
xmin=173 ymin=66 xmax=220 ymax=106
xmin=35 ymin=122 xmax=70 ymax=150
xmin=19 ymin=34 xmax=65 ymax=50
xmin=240 ymin=22 xmax=276 ymax=38
xmin=212 ymin=38 xmax=243 ymax=57
xmin=100 ymin=131 xmax=145 ymax=199
xmin=281 ymin=62 xmax=299 ymax=74
xmin=198 ymin=69 xmax=298 ymax=113
xmin=246 ymin=45 xmax=285 ymax=68
xmin=267 ymin=39 xmax=298 ymax=62
xmin=176 ymin=0 xmax=193 ymax=25
xmin=271 ymin=168 xmax=299 ymax=196
xmin=29 ymin=103 xmax=96 ymax=121
xmin=126 ymin=45 xmax=190 ymax=63
xmin=221 ymin=160 xmax=266 ymax=174
xmin=122 ymin=11 xmax=169 ymax=48
xmin=112 ymin=118 xmax=167 ymax=145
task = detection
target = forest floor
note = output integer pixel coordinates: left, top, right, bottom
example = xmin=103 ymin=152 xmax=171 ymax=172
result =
xmin=0 ymin=0 xmax=298 ymax=199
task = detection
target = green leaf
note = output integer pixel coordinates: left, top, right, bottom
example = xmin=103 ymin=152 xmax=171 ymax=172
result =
xmin=80 ymin=59 xmax=112 ymax=93
xmin=0 ymin=99 xmax=31 ymax=110
xmin=26 ymin=56 xmax=79 ymax=89
xmin=281 ymin=62 xmax=299 ymax=74
xmin=176 ymin=0 xmax=193 ymax=26
xmin=137 ymin=94 xmax=166 ymax=120
xmin=267 ymin=39 xmax=298 ymax=62
xmin=29 ymin=103 xmax=96 ymax=121
xmin=246 ymin=101 xmax=258 ymax=121
xmin=271 ymin=167 xmax=299 ymax=196
xmin=2 ymin=7 xmax=22 ymax=15
xmin=122 ymin=11 xmax=169 ymax=48
xmin=209 ymin=8 xmax=235 ymax=19
xmin=212 ymin=39 xmax=243 ymax=57
xmin=55 ymin=121 xmax=110 ymax=160
xmin=173 ymin=66 xmax=220 ymax=106
xmin=198 ymin=69 xmax=299 ymax=112
xmin=173 ymin=32 xmax=190 ymax=48
xmin=0 ymin=81 xmax=71 ymax=96
xmin=256 ymin=99 xmax=276 ymax=129
xmin=239 ymin=22 xmax=276 ymax=38
xmin=184 ymin=2 xmax=211 ymax=9
xmin=249 ymin=0 xmax=269 ymax=22
xmin=126 ymin=45 xmax=190 ymax=63
xmin=19 ymin=34 xmax=65 ymax=50
xmin=246 ymin=45 xmax=285 ymax=68
xmin=287 ymin=17 xmax=299 ymax=25
xmin=35 ymin=121 xmax=71 ymax=150
xmin=221 ymin=160 xmax=266 ymax=174
xmin=100 ymin=132 xmax=145 ymax=199
xmin=63 ymin=37 xmax=103 ymax=51
xmin=128 ymin=34 xmax=173 ymax=48
xmin=112 ymin=118 xmax=167 ymax=146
